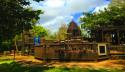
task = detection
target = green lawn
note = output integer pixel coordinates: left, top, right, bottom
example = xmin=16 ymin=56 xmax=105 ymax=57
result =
xmin=0 ymin=60 xmax=14 ymax=64
xmin=45 ymin=67 xmax=124 ymax=72
xmin=0 ymin=60 xmax=124 ymax=72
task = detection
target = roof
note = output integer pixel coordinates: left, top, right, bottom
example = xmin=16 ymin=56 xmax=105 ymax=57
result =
xmin=67 ymin=21 xmax=81 ymax=37
xmin=67 ymin=21 xmax=81 ymax=33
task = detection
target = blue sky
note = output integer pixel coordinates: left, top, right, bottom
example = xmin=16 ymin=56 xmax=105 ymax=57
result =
xmin=30 ymin=0 xmax=110 ymax=32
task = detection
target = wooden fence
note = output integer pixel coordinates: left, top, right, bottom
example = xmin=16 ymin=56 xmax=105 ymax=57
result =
xmin=34 ymin=40 xmax=109 ymax=61
xmin=109 ymin=45 xmax=125 ymax=59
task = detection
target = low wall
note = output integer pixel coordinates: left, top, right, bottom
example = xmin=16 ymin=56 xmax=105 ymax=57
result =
xmin=34 ymin=40 xmax=110 ymax=61
xmin=109 ymin=45 xmax=125 ymax=59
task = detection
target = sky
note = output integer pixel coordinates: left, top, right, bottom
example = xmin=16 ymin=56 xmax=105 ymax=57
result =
xmin=30 ymin=0 xmax=111 ymax=32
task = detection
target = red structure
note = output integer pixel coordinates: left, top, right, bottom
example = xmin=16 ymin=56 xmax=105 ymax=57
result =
xmin=67 ymin=21 xmax=81 ymax=39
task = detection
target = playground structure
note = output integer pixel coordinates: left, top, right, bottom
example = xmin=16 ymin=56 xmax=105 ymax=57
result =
xmin=34 ymin=40 xmax=110 ymax=61
xmin=11 ymin=21 xmax=124 ymax=61
xmin=33 ymin=21 xmax=125 ymax=61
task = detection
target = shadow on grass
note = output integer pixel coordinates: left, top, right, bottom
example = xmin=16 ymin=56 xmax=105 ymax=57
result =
xmin=0 ymin=62 xmax=52 ymax=72
xmin=0 ymin=62 xmax=124 ymax=72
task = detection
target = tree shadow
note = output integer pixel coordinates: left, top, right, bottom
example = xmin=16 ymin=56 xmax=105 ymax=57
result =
xmin=0 ymin=61 xmax=124 ymax=72
xmin=0 ymin=62 xmax=54 ymax=72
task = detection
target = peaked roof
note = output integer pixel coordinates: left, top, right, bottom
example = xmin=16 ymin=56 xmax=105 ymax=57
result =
xmin=67 ymin=21 xmax=80 ymax=33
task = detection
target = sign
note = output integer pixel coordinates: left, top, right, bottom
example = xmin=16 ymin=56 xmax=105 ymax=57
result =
xmin=34 ymin=36 xmax=40 ymax=46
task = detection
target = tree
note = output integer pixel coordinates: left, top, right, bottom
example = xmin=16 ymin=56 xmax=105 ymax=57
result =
xmin=0 ymin=0 xmax=43 ymax=42
xmin=80 ymin=3 xmax=125 ymax=30
xmin=56 ymin=24 xmax=67 ymax=40
xmin=32 ymin=26 xmax=48 ymax=37
xmin=0 ymin=0 xmax=44 ymax=52
xmin=81 ymin=29 xmax=90 ymax=38
xmin=45 ymin=24 xmax=68 ymax=40
xmin=45 ymin=32 xmax=57 ymax=40
xmin=110 ymin=0 xmax=125 ymax=6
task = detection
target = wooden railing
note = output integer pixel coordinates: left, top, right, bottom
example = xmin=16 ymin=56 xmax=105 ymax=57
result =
xmin=34 ymin=39 xmax=110 ymax=61
xmin=58 ymin=43 xmax=97 ymax=60
xmin=109 ymin=45 xmax=125 ymax=54
xmin=35 ymin=41 xmax=100 ymax=61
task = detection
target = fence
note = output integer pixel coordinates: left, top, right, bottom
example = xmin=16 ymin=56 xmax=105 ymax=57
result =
xmin=109 ymin=45 xmax=125 ymax=59
xmin=34 ymin=40 xmax=109 ymax=61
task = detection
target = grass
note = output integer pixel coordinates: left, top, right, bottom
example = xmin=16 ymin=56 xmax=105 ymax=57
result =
xmin=45 ymin=67 xmax=124 ymax=72
xmin=0 ymin=62 xmax=124 ymax=72
xmin=0 ymin=55 xmax=14 ymax=64
xmin=0 ymin=60 xmax=14 ymax=64
xmin=0 ymin=60 xmax=124 ymax=72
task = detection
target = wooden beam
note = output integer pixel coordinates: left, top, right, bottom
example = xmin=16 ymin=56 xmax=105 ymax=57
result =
xmin=101 ymin=30 xmax=104 ymax=42
xmin=117 ymin=30 xmax=120 ymax=45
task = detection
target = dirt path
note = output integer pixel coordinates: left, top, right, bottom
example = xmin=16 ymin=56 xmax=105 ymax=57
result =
xmin=1 ymin=55 xmax=125 ymax=69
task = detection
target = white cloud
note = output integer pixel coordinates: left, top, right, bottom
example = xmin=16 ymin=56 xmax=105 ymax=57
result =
xmin=43 ymin=0 xmax=65 ymax=8
xmin=30 ymin=0 xmax=110 ymax=32
xmin=93 ymin=4 xmax=109 ymax=13
xmin=41 ymin=16 xmax=73 ymax=32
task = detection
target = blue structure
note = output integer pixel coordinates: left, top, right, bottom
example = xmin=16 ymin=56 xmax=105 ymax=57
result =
xmin=34 ymin=36 xmax=40 ymax=46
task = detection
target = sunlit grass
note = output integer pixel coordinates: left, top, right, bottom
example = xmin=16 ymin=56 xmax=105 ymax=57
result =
xmin=44 ymin=67 xmax=125 ymax=72
xmin=0 ymin=56 xmax=124 ymax=72
xmin=0 ymin=55 xmax=14 ymax=64
xmin=0 ymin=61 xmax=124 ymax=72
xmin=0 ymin=60 xmax=14 ymax=64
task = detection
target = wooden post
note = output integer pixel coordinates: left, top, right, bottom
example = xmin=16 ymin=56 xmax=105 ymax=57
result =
xmin=13 ymin=46 xmax=16 ymax=60
xmin=44 ymin=44 xmax=46 ymax=61
xmin=42 ymin=38 xmax=46 ymax=61
xmin=117 ymin=30 xmax=120 ymax=45
xmin=14 ymin=37 xmax=18 ymax=52
xmin=101 ymin=30 xmax=104 ymax=42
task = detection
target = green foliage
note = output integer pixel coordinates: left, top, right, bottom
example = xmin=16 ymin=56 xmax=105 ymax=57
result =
xmin=32 ymin=26 xmax=48 ymax=37
xmin=110 ymin=0 xmax=125 ymax=6
xmin=45 ymin=32 xmax=57 ymax=40
xmin=80 ymin=3 xmax=125 ymax=30
xmin=56 ymin=24 xmax=67 ymax=40
xmin=45 ymin=24 xmax=68 ymax=40
xmin=0 ymin=0 xmax=43 ymax=42
xmin=81 ymin=29 xmax=90 ymax=38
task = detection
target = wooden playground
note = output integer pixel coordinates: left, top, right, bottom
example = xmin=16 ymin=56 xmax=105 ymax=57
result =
xmin=10 ymin=21 xmax=125 ymax=61
xmin=33 ymin=21 xmax=125 ymax=61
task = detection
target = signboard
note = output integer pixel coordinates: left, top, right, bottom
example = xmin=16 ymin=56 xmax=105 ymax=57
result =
xmin=34 ymin=36 xmax=40 ymax=46
xmin=98 ymin=43 xmax=107 ymax=55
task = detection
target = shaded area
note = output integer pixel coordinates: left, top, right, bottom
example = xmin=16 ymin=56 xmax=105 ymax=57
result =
xmin=0 ymin=56 xmax=125 ymax=72
xmin=0 ymin=61 xmax=124 ymax=72
xmin=0 ymin=62 xmax=51 ymax=72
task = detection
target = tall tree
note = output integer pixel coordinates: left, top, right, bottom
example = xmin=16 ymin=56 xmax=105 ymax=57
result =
xmin=45 ymin=32 xmax=57 ymax=40
xmin=32 ymin=26 xmax=48 ymax=37
xmin=56 ymin=24 xmax=67 ymax=40
xmin=110 ymin=0 xmax=125 ymax=6
xmin=80 ymin=3 xmax=125 ymax=30
xmin=0 ymin=0 xmax=43 ymax=42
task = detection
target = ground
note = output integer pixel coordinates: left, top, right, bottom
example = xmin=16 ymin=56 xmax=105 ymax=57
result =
xmin=0 ymin=55 xmax=125 ymax=70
